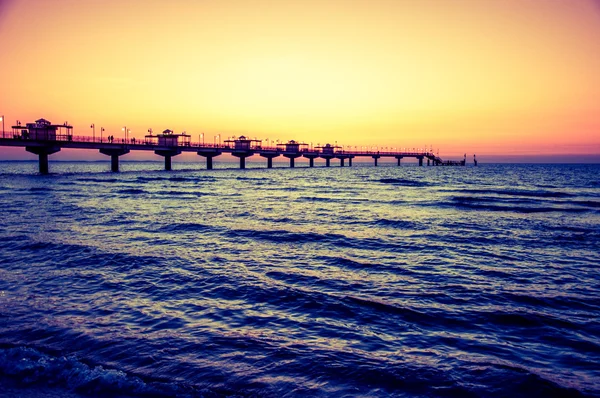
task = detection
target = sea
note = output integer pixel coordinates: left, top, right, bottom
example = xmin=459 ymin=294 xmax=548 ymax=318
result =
xmin=0 ymin=160 xmax=598 ymax=398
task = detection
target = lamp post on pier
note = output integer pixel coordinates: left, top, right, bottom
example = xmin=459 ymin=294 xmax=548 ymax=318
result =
xmin=0 ymin=115 xmax=4 ymax=139
xmin=122 ymin=126 xmax=130 ymax=143
xmin=90 ymin=124 xmax=95 ymax=142
xmin=200 ymin=132 xmax=204 ymax=145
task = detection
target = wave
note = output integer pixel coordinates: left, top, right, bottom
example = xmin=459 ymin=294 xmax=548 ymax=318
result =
xmin=153 ymin=222 xmax=221 ymax=234
xmin=379 ymin=178 xmax=430 ymax=187
xmin=0 ymin=346 xmax=208 ymax=397
xmin=370 ymin=218 xmax=422 ymax=229
xmin=3 ymin=239 xmax=164 ymax=274
xmin=296 ymin=196 xmax=368 ymax=203
xmin=223 ymin=228 xmax=397 ymax=252
xmin=135 ymin=176 xmax=216 ymax=184
xmin=79 ymin=177 xmax=121 ymax=183
xmin=116 ymin=188 xmax=147 ymax=195
xmin=153 ymin=190 xmax=204 ymax=197
xmin=314 ymin=255 xmax=395 ymax=273
xmin=570 ymin=200 xmax=600 ymax=208
xmin=27 ymin=187 xmax=53 ymax=192
xmin=448 ymin=197 xmax=590 ymax=213
xmin=457 ymin=188 xmax=574 ymax=198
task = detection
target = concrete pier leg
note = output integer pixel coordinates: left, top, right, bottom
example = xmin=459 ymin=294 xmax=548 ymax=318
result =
xmin=397 ymin=158 xmax=401 ymax=166
xmin=427 ymin=159 xmax=430 ymax=166
xmin=340 ymin=158 xmax=345 ymax=167
xmin=155 ymin=150 xmax=180 ymax=171
xmin=26 ymin=146 xmax=61 ymax=175
xmin=290 ymin=158 xmax=295 ymax=168
xmin=326 ymin=158 xmax=331 ymax=167
xmin=309 ymin=158 xmax=314 ymax=167
xmin=419 ymin=157 xmax=424 ymax=166
xmin=240 ymin=157 xmax=246 ymax=169
xmin=39 ymin=153 xmax=49 ymax=174
xmin=374 ymin=158 xmax=378 ymax=167
xmin=197 ymin=151 xmax=221 ymax=170
xmin=111 ymin=154 xmax=119 ymax=172
xmin=100 ymin=148 xmax=130 ymax=173
xmin=349 ymin=158 xmax=353 ymax=167
xmin=267 ymin=157 xmax=273 ymax=168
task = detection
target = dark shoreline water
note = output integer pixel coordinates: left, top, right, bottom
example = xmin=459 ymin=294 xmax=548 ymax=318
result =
xmin=0 ymin=162 xmax=599 ymax=397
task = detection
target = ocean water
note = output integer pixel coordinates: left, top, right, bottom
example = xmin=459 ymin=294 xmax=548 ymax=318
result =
xmin=0 ymin=161 xmax=599 ymax=397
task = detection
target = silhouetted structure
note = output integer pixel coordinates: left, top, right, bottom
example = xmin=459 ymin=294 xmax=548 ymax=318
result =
xmin=1 ymin=118 xmax=469 ymax=173
xmin=10 ymin=119 xmax=73 ymax=173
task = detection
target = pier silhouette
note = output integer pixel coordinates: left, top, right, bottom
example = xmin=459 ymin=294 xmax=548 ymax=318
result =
xmin=2 ymin=118 xmax=467 ymax=173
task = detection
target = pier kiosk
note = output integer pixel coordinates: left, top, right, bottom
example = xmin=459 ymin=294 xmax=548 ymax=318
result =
xmin=11 ymin=119 xmax=72 ymax=174
xmin=224 ymin=136 xmax=261 ymax=169
xmin=146 ymin=129 xmax=190 ymax=170
xmin=277 ymin=140 xmax=308 ymax=168
xmin=335 ymin=148 xmax=353 ymax=167
xmin=316 ymin=144 xmax=341 ymax=167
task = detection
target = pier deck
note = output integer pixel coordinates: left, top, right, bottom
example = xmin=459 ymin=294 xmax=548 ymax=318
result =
xmin=1 ymin=125 xmax=466 ymax=173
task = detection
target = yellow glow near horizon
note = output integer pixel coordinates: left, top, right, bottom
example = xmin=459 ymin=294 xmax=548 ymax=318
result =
xmin=0 ymin=0 xmax=599 ymax=159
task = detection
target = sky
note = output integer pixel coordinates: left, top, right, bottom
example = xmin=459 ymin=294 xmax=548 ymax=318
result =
xmin=0 ymin=0 xmax=599 ymax=162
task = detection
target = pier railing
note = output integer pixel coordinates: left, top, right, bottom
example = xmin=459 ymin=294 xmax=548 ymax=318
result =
xmin=4 ymin=133 xmax=439 ymax=157
xmin=1 ymin=129 xmax=467 ymax=173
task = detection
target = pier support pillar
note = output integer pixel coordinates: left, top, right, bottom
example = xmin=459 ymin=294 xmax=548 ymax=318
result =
xmin=348 ymin=157 xmax=353 ymax=167
xmin=232 ymin=151 xmax=253 ymax=169
xmin=336 ymin=156 xmax=348 ymax=167
xmin=111 ymin=155 xmax=119 ymax=172
xmin=418 ymin=156 xmax=424 ymax=166
xmin=325 ymin=158 xmax=331 ymax=167
xmin=40 ymin=153 xmax=49 ymax=174
xmin=395 ymin=156 xmax=403 ymax=166
xmin=155 ymin=149 xmax=181 ymax=171
xmin=100 ymin=148 xmax=130 ymax=172
xmin=303 ymin=154 xmax=318 ymax=167
xmin=259 ymin=153 xmax=279 ymax=169
xmin=197 ymin=150 xmax=222 ymax=170
xmin=372 ymin=155 xmax=380 ymax=167
xmin=26 ymin=146 xmax=61 ymax=174
xmin=283 ymin=154 xmax=301 ymax=168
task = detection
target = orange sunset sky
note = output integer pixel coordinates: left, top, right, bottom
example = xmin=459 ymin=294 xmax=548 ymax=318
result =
xmin=0 ymin=0 xmax=599 ymax=162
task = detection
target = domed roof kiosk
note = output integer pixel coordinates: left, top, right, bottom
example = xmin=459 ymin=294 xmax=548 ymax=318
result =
xmin=224 ymin=136 xmax=261 ymax=169
xmin=145 ymin=129 xmax=191 ymax=170
xmin=315 ymin=143 xmax=341 ymax=167
xmin=276 ymin=140 xmax=308 ymax=168
xmin=11 ymin=118 xmax=73 ymax=174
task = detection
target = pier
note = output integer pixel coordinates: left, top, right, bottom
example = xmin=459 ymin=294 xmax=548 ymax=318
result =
xmin=1 ymin=119 xmax=467 ymax=173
